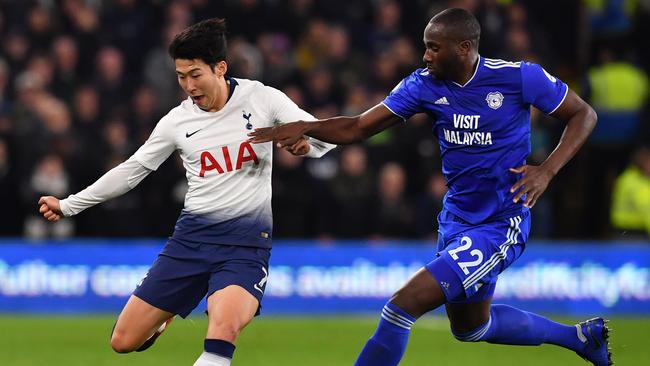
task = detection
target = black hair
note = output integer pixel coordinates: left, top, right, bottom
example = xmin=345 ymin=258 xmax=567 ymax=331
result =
xmin=168 ymin=18 xmax=227 ymax=68
xmin=430 ymin=8 xmax=481 ymax=47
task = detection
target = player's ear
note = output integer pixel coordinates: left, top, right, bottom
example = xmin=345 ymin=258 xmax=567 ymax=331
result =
xmin=457 ymin=40 xmax=471 ymax=56
xmin=215 ymin=61 xmax=227 ymax=77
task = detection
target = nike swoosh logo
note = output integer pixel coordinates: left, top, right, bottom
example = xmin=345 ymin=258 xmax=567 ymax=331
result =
xmin=185 ymin=129 xmax=202 ymax=138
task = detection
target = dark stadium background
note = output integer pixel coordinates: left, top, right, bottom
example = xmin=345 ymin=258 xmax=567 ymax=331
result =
xmin=0 ymin=1 xmax=648 ymax=365
xmin=0 ymin=0 xmax=648 ymax=240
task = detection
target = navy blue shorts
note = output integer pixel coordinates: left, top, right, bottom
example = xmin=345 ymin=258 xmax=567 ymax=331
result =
xmin=426 ymin=209 xmax=530 ymax=304
xmin=133 ymin=239 xmax=270 ymax=318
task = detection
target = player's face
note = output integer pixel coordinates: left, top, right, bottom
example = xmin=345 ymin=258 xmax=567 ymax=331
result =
xmin=175 ymin=59 xmax=226 ymax=111
xmin=422 ymin=23 xmax=460 ymax=80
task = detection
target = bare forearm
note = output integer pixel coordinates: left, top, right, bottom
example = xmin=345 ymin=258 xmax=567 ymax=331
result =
xmin=542 ymin=106 xmax=597 ymax=176
xmin=300 ymin=116 xmax=366 ymax=144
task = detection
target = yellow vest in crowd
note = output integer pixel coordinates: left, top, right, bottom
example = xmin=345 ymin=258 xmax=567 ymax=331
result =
xmin=611 ymin=166 xmax=650 ymax=236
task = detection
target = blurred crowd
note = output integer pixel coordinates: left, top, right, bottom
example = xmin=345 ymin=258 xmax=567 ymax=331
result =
xmin=0 ymin=0 xmax=649 ymax=241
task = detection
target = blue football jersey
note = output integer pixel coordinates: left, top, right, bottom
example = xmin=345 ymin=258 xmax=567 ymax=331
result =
xmin=383 ymin=57 xmax=568 ymax=224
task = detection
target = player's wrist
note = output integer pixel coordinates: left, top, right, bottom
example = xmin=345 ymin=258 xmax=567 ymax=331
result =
xmin=539 ymin=162 xmax=558 ymax=178
xmin=299 ymin=121 xmax=313 ymax=135
xmin=59 ymin=198 xmax=73 ymax=217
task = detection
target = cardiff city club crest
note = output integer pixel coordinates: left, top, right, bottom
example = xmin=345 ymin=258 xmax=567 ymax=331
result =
xmin=485 ymin=91 xmax=504 ymax=110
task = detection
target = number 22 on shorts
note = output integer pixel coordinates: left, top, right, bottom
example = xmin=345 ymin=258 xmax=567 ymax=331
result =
xmin=447 ymin=236 xmax=484 ymax=275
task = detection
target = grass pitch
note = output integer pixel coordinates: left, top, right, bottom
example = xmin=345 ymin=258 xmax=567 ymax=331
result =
xmin=0 ymin=315 xmax=646 ymax=365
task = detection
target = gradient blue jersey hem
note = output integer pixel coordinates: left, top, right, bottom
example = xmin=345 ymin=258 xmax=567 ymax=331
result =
xmin=171 ymin=210 xmax=272 ymax=248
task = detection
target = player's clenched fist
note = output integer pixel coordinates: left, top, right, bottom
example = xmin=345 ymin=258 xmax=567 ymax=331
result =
xmin=38 ymin=196 xmax=63 ymax=222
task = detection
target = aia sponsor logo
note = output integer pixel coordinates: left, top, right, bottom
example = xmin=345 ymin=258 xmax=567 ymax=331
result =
xmin=199 ymin=141 xmax=259 ymax=177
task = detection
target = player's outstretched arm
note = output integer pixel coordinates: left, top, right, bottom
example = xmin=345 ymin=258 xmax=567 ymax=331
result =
xmin=39 ymin=156 xmax=154 ymax=219
xmin=510 ymin=89 xmax=597 ymax=207
xmin=38 ymin=196 xmax=63 ymax=222
xmin=249 ymin=103 xmax=402 ymax=147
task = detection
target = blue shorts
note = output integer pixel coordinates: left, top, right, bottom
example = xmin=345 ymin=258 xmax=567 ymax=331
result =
xmin=133 ymin=238 xmax=270 ymax=318
xmin=426 ymin=209 xmax=530 ymax=304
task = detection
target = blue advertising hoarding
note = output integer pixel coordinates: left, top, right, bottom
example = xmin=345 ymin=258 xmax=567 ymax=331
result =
xmin=0 ymin=239 xmax=648 ymax=316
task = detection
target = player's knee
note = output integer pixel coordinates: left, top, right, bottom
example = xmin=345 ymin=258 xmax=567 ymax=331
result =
xmin=209 ymin=319 xmax=244 ymax=342
xmin=110 ymin=330 xmax=138 ymax=353
xmin=450 ymin=320 xmax=491 ymax=343
xmin=390 ymin=288 xmax=433 ymax=318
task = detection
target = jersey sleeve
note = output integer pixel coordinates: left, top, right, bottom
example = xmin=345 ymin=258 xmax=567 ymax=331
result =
xmin=521 ymin=62 xmax=568 ymax=114
xmin=59 ymin=156 xmax=153 ymax=216
xmin=265 ymin=85 xmax=336 ymax=158
xmin=265 ymin=85 xmax=315 ymax=123
xmin=133 ymin=115 xmax=177 ymax=170
xmin=382 ymin=71 xmax=423 ymax=120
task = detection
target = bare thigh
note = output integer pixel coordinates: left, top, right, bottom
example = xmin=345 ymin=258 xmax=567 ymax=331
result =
xmin=206 ymin=285 xmax=259 ymax=343
xmin=110 ymin=295 xmax=174 ymax=353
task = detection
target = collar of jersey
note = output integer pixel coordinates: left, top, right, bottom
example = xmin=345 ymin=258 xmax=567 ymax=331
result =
xmin=450 ymin=55 xmax=481 ymax=88
xmin=225 ymin=76 xmax=238 ymax=100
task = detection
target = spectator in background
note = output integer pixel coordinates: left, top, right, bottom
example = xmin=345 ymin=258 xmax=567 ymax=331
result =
xmin=415 ymin=172 xmax=447 ymax=239
xmin=71 ymin=85 xmax=104 ymax=185
xmin=94 ymin=46 xmax=130 ymax=115
xmin=144 ymin=23 xmax=185 ymax=114
xmin=256 ymin=32 xmax=295 ymax=87
xmin=503 ymin=2 xmax=552 ymax=66
xmin=587 ymin=46 xmax=648 ymax=145
xmin=368 ymin=0 xmax=402 ymax=54
xmin=373 ymin=162 xmax=414 ymax=239
xmin=610 ymin=146 xmax=650 ymax=238
xmin=227 ymin=36 xmax=264 ymax=81
xmin=51 ymin=36 xmax=80 ymax=103
xmin=99 ymin=0 xmax=157 ymax=72
xmin=26 ymin=5 xmax=54 ymax=53
xmin=103 ymin=117 xmax=134 ymax=159
xmin=303 ymin=66 xmax=340 ymax=110
xmin=475 ymin=0 xmax=507 ymax=56
xmin=330 ymin=145 xmax=375 ymax=238
xmin=272 ymin=147 xmax=316 ymax=238
xmin=130 ymin=85 xmax=161 ymax=144
xmin=2 ymin=32 xmax=30 ymax=75
xmin=58 ymin=0 xmax=100 ymax=78
xmin=295 ymin=18 xmax=330 ymax=73
xmin=24 ymin=154 xmax=73 ymax=239
xmin=325 ymin=25 xmax=364 ymax=90
xmin=26 ymin=53 xmax=55 ymax=95
xmin=391 ymin=36 xmax=420 ymax=78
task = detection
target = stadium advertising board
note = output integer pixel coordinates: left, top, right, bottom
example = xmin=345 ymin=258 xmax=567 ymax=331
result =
xmin=0 ymin=240 xmax=648 ymax=315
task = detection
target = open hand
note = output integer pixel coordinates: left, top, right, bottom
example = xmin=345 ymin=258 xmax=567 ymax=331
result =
xmin=509 ymin=165 xmax=554 ymax=208
xmin=38 ymin=196 xmax=63 ymax=222
xmin=248 ymin=121 xmax=307 ymax=148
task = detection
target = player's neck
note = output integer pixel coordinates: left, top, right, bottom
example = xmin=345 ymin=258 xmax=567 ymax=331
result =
xmin=453 ymin=54 xmax=479 ymax=86
xmin=206 ymin=78 xmax=230 ymax=112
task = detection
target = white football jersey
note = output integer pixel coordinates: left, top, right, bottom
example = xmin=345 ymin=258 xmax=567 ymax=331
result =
xmin=133 ymin=77 xmax=334 ymax=247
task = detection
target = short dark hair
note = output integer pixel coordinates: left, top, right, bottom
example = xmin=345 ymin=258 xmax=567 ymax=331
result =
xmin=430 ymin=8 xmax=481 ymax=47
xmin=168 ymin=18 xmax=227 ymax=67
